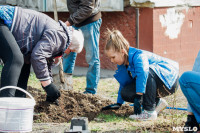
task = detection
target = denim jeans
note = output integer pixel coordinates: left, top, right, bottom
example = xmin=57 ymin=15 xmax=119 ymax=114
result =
xmin=63 ymin=19 xmax=102 ymax=94
xmin=179 ymin=71 xmax=200 ymax=123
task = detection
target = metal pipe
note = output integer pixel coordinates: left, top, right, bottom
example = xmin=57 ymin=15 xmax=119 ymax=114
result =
xmin=166 ymin=107 xmax=187 ymax=111
xmin=135 ymin=8 xmax=139 ymax=48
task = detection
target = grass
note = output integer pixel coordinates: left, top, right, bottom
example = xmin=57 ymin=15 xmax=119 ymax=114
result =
xmin=96 ymin=113 xmax=126 ymax=122
xmin=28 ymin=73 xmax=42 ymax=90
xmin=0 ymin=65 xmax=188 ymax=132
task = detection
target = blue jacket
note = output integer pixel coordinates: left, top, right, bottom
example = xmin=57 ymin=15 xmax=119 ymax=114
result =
xmin=114 ymin=47 xmax=179 ymax=104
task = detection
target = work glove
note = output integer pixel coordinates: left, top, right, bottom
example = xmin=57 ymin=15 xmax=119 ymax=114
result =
xmin=134 ymin=94 xmax=143 ymax=115
xmin=102 ymin=103 xmax=122 ymax=110
xmin=42 ymin=83 xmax=61 ymax=105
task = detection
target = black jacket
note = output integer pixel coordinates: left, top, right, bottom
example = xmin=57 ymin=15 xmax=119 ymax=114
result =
xmin=67 ymin=0 xmax=101 ymax=27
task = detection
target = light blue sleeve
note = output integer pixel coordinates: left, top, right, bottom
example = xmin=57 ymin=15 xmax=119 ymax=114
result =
xmin=0 ymin=5 xmax=15 ymax=29
xmin=133 ymin=53 xmax=149 ymax=93
xmin=192 ymin=50 xmax=200 ymax=72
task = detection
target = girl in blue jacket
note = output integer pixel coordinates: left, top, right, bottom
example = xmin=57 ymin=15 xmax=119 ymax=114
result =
xmin=102 ymin=29 xmax=179 ymax=121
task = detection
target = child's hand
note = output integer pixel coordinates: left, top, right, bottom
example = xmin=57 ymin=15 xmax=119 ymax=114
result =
xmin=134 ymin=94 xmax=143 ymax=115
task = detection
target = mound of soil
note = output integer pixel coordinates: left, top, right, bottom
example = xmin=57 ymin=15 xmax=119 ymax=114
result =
xmin=27 ymin=86 xmax=133 ymax=123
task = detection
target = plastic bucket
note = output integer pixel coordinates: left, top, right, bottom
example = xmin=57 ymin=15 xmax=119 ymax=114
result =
xmin=0 ymin=86 xmax=36 ymax=132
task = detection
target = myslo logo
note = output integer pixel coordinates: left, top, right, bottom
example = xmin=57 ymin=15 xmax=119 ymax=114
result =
xmin=173 ymin=127 xmax=198 ymax=132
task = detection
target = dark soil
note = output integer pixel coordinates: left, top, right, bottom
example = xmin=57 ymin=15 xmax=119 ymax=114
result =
xmin=27 ymin=86 xmax=133 ymax=123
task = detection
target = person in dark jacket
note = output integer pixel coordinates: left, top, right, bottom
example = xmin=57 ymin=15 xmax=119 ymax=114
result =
xmin=63 ymin=0 xmax=102 ymax=94
xmin=0 ymin=5 xmax=84 ymax=104
xmin=102 ymin=29 xmax=179 ymax=121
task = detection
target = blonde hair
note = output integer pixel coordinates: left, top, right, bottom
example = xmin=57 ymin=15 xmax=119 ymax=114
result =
xmin=69 ymin=29 xmax=84 ymax=53
xmin=105 ymin=29 xmax=130 ymax=65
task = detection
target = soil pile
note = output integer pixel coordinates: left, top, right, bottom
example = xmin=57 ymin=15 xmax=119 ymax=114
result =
xmin=28 ymin=86 xmax=133 ymax=123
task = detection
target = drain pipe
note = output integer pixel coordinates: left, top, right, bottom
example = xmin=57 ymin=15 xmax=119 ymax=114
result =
xmin=135 ymin=8 xmax=139 ymax=48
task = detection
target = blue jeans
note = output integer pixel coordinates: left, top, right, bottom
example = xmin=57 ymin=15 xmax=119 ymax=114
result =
xmin=63 ymin=19 xmax=102 ymax=94
xmin=179 ymin=71 xmax=200 ymax=123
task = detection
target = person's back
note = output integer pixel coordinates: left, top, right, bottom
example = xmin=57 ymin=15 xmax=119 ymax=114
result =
xmin=12 ymin=7 xmax=64 ymax=55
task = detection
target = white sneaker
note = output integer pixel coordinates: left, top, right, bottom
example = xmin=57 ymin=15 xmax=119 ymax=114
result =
xmin=129 ymin=110 xmax=157 ymax=121
xmin=155 ymin=98 xmax=168 ymax=114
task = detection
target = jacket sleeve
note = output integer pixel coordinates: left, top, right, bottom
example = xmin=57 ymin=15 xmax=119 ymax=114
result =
xmin=30 ymin=30 xmax=63 ymax=81
xmin=117 ymin=85 xmax=125 ymax=104
xmin=114 ymin=65 xmax=132 ymax=104
xmin=133 ymin=53 xmax=149 ymax=93
xmin=68 ymin=0 xmax=94 ymax=25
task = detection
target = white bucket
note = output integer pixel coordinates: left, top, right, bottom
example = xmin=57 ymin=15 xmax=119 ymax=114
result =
xmin=0 ymin=86 xmax=36 ymax=132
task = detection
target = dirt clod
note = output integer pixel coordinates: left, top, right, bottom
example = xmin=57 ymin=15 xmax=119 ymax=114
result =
xmin=27 ymin=86 xmax=133 ymax=123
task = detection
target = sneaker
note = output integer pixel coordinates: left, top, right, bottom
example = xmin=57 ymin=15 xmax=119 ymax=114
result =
xmin=184 ymin=115 xmax=200 ymax=133
xmin=83 ymin=91 xmax=93 ymax=94
xmin=155 ymin=98 xmax=168 ymax=114
xmin=64 ymin=73 xmax=73 ymax=90
xmin=129 ymin=110 xmax=157 ymax=121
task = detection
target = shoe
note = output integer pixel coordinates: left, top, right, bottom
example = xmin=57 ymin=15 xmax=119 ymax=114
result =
xmin=155 ymin=98 xmax=168 ymax=114
xmin=129 ymin=110 xmax=157 ymax=121
xmin=184 ymin=115 xmax=199 ymax=133
xmin=64 ymin=73 xmax=73 ymax=90
xmin=83 ymin=91 xmax=93 ymax=94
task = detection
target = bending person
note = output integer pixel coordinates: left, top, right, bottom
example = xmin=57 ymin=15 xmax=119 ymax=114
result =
xmin=0 ymin=5 xmax=84 ymax=104
xmin=102 ymin=29 xmax=179 ymax=121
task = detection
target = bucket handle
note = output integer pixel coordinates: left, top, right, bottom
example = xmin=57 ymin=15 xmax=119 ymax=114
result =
xmin=0 ymin=86 xmax=35 ymax=101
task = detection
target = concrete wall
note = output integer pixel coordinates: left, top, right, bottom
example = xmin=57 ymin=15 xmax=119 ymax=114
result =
xmin=0 ymin=0 xmax=124 ymax=12
xmin=0 ymin=0 xmax=42 ymax=11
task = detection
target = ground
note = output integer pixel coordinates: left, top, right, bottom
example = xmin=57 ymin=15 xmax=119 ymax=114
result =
xmin=28 ymin=75 xmax=188 ymax=133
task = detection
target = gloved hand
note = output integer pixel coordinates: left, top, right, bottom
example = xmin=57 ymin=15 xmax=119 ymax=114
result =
xmin=134 ymin=94 xmax=143 ymax=115
xmin=102 ymin=103 xmax=122 ymax=110
xmin=42 ymin=83 xmax=61 ymax=104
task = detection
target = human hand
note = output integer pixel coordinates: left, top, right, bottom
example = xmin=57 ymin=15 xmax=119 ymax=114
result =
xmin=65 ymin=21 xmax=71 ymax=26
xmin=102 ymin=103 xmax=122 ymax=110
xmin=42 ymin=83 xmax=61 ymax=104
xmin=134 ymin=94 xmax=143 ymax=115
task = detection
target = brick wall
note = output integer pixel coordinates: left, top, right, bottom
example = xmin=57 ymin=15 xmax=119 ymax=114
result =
xmin=44 ymin=6 xmax=136 ymax=70
xmin=144 ymin=7 xmax=200 ymax=74
xmin=45 ymin=6 xmax=200 ymax=73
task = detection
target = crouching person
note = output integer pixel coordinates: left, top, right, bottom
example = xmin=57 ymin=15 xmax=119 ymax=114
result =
xmin=0 ymin=5 xmax=84 ymax=104
xmin=101 ymin=29 xmax=179 ymax=121
xmin=179 ymin=71 xmax=200 ymax=133
xmin=179 ymin=65 xmax=200 ymax=133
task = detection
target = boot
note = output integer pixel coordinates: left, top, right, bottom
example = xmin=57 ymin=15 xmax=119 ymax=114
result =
xmin=184 ymin=115 xmax=199 ymax=133
xmin=64 ymin=73 xmax=73 ymax=90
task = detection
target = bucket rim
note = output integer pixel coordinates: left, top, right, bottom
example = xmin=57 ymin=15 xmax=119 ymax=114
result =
xmin=0 ymin=86 xmax=35 ymax=103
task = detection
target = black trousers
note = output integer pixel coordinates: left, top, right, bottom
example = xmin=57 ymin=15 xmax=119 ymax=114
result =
xmin=121 ymin=68 xmax=179 ymax=111
xmin=0 ymin=20 xmax=30 ymax=97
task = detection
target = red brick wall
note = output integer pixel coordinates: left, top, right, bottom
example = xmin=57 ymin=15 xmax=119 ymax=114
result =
xmin=44 ymin=6 xmax=136 ymax=70
xmin=152 ymin=7 xmax=200 ymax=74
xmin=45 ymin=6 xmax=200 ymax=73
xmin=139 ymin=8 xmax=153 ymax=52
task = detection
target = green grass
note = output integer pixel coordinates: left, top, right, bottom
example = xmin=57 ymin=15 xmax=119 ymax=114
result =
xmin=0 ymin=66 xmax=188 ymax=132
xmin=0 ymin=65 xmax=2 ymax=74
xmin=96 ymin=113 xmax=126 ymax=122
xmin=28 ymin=72 xmax=42 ymax=90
